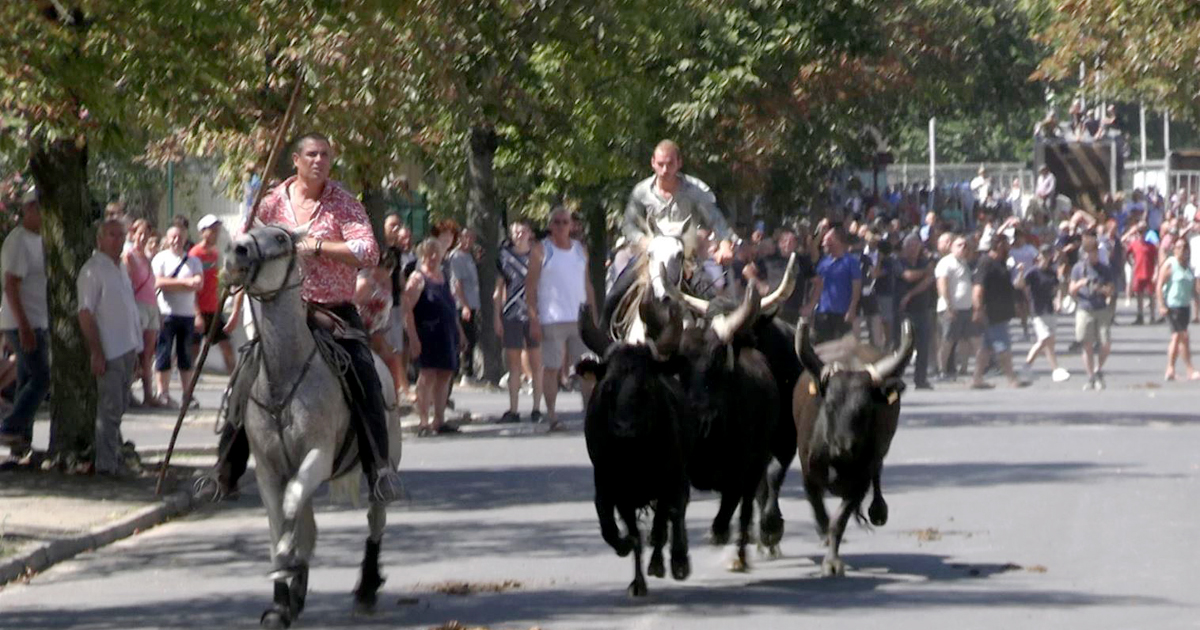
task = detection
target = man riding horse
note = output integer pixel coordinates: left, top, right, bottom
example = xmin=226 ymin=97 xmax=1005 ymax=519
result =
xmin=197 ymin=132 xmax=402 ymax=503
xmin=605 ymin=140 xmax=739 ymax=339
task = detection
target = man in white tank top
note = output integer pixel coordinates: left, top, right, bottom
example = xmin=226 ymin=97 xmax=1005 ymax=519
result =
xmin=526 ymin=206 xmax=597 ymax=430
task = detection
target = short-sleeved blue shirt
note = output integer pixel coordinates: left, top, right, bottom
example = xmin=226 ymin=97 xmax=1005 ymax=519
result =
xmin=816 ymin=253 xmax=862 ymax=315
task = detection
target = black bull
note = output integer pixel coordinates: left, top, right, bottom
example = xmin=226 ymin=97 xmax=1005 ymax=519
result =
xmin=792 ymin=319 xmax=914 ymax=576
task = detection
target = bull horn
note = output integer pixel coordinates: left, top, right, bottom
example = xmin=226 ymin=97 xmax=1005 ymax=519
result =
xmin=794 ymin=317 xmax=825 ymax=376
xmin=866 ymin=318 xmax=914 ymax=384
xmin=660 ymin=263 xmax=711 ymax=314
xmin=712 ymin=283 xmax=760 ymax=344
xmin=577 ymin=305 xmax=613 ymax=355
xmin=759 ymin=252 xmax=798 ymax=311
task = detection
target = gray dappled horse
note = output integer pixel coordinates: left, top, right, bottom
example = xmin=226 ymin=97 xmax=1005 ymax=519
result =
xmin=225 ymin=225 xmax=401 ymax=628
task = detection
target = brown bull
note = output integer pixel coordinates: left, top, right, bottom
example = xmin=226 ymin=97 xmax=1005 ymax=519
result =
xmin=793 ymin=321 xmax=913 ymax=576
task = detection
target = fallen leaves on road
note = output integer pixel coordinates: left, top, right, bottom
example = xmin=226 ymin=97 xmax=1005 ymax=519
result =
xmin=903 ymin=527 xmax=977 ymax=543
xmin=430 ymin=623 xmax=541 ymax=630
xmin=429 ymin=580 xmax=523 ymax=596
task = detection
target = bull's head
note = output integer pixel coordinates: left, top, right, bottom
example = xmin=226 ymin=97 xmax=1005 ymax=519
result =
xmin=794 ymin=318 xmax=914 ymax=397
xmin=794 ymin=318 xmax=914 ymax=460
xmin=666 ymin=253 xmax=799 ymax=320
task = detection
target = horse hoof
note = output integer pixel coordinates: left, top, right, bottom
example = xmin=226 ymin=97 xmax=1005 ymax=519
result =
xmin=759 ymin=514 xmax=784 ymax=547
xmin=260 ymin=608 xmax=291 ymax=629
xmin=627 ymin=578 xmax=648 ymax=597
xmin=289 ymin=566 xmax=309 ymax=615
xmin=822 ymin=558 xmax=846 ymax=577
xmin=647 ymin=555 xmax=666 ymax=579
xmin=670 ymin=555 xmax=691 ymax=581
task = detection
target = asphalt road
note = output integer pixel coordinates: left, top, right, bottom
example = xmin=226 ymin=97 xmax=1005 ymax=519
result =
xmin=3 ymin=310 xmax=1200 ymax=629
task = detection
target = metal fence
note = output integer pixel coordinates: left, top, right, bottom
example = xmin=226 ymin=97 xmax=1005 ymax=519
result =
xmin=892 ymin=162 xmax=1035 ymax=194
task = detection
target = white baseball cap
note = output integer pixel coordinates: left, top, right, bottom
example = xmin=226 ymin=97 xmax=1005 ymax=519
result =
xmin=197 ymin=214 xmax=222 ymax=230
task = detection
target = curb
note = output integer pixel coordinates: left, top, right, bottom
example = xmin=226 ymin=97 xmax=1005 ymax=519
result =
xmin=0 ymin=489 xmax=195 ymax=587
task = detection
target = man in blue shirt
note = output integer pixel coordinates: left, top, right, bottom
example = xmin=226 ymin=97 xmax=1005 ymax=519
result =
xmin=804 ymin=226 xmax=862 ymax=344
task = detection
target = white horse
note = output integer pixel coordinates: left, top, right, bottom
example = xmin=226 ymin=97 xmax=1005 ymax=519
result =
xmin=225 ymin=224 xmax=401 ymax=628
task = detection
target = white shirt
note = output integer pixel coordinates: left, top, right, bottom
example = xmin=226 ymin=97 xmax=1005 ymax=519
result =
xmin=970 ymin=176 xmax=990 ymax=203
xmin=537 ymin=238 xmax=587 ymax=325
xmin=0 ymin=225 xmax=48 ymax=330
xmin=77 ymin=251 xmax=143 ymax=360
xmin=151 ymin=249 xmax=203 ymax=316
xmin=934 ymin=254 xmax=973 ymax=312
xmin=1189 ymin=234 xmax=1200 ymax=275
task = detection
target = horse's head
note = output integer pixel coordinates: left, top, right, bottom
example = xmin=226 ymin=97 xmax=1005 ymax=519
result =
xmin=225 ymin=224 xmax=305 ymax=299
xmin=644 ymin=215 xmax=694 ymax=299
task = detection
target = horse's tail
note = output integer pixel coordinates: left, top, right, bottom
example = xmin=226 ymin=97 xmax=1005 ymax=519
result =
xmin=329 ymin=474 xmax=363 ymax=508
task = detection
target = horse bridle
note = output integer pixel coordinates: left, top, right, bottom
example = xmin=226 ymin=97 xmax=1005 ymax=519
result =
xmin=241 ymin=226 xmax=302 ymax=302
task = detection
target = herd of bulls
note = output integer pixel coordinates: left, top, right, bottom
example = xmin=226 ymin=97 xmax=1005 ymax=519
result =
xmin=575 ymin=255 xmax=916 ymax=596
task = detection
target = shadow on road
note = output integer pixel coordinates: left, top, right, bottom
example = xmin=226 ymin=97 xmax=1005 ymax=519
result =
xmin=902 ymin=411 xmax=1200 ymax=428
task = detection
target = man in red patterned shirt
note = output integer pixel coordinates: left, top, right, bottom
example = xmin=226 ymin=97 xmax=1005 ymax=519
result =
xmin=202 ymin=133 xmax=400 ymax=502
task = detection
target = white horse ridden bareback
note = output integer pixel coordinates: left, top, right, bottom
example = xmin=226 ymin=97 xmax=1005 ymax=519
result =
xmin=225 ymin=224 xmax=402 ymax=628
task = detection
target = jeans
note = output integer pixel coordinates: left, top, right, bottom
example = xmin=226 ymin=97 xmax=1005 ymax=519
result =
xmin=95 ymin=351 xmax=137 ymax=473
xmin=904 ymin=308 xmax=935 ymax=386
xmin=1 ymin=329 xmax=50 ymax=442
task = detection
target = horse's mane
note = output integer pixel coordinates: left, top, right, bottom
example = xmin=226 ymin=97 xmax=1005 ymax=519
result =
xmin=609 ymin=239 xmax=651 ymax=341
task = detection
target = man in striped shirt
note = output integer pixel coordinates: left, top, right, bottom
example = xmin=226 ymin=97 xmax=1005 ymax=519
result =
xmin=493 ymin=219 xmax=543 ymax=423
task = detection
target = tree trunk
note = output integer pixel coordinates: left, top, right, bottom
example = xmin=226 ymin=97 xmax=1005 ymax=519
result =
xmin=466 ymin=125 xmax=503 ymax=384
xmin=29 ymin=137 xmax=97 ymax=457
xmin=359 ymin=177 xmax=390 ymax=245
xmin=581 ymin=187 xmax=609 ymax=306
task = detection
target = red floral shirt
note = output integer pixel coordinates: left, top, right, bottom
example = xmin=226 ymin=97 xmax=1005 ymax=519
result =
xmin=255 ymin=177 xmax=379 ymax=305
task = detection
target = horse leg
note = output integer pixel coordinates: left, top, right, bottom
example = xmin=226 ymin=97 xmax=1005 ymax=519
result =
xmin=275 ymin=450 xmax=332 ymax=572
xmin=354 ymin=498 xmax=388 ymax=613
xmin=255 ymin=467 xmax=293 ymax=629
xmin=646 ymin=503 xmax=669 ymax=579
xmin=616 ymin=504 xmax=646 ymax=597
xmin=288 ymin=505 xmax=316 ymax=616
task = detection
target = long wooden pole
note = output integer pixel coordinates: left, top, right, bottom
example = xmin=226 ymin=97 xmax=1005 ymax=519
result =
xmin=156 ymin=74 xmax=304 ymax=496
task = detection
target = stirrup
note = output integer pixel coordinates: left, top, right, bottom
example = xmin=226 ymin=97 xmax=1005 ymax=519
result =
xmin=192 ymin=474 xmax=228 ymax=503
xmin=370 ymin=469 xmax=405 ymax=504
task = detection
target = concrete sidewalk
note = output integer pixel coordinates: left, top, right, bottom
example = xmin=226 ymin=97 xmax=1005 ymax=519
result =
xmin=0 ymin=372 xmax=584 ymax=588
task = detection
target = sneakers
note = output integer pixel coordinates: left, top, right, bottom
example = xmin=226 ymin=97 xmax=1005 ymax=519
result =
xmin=497 ymin=411 xmax=521 ymax=424
xmin=1095 ymin=371 xmax=1106 ymax=390
xmin=1051 ymin=367 xmax=1071 ymax=382
xmin=1083 ymin=373 xmax=1105 ymax=391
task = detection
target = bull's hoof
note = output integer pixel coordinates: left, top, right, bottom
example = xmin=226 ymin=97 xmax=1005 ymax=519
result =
xmin=759 ymin=513 xmax=784 ymax=547
xmin=647 ymin=552 xmax=666 ymax=578
xmin=628 ymin=577 xmax=648 ymax=597
xmin=708 ymin=526 xmax=731 ymax=547
xmin=614 ymin=536 xmax=635 ymax=558
xmin=868 ymin=499 xmax=889 ymax=527
xmin=260 ymin=607 xmax=291 ymax=629
xmin=821 ymin=557 xmax=846 ymax=577
xmin=670 ymin=554 xmax=691 ymax=581
xmin=760 ymin=544 xmax=781 ymax=559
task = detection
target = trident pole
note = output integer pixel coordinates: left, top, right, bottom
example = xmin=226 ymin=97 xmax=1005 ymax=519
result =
xmin=155 ymin=74 xmax=304 ymax=496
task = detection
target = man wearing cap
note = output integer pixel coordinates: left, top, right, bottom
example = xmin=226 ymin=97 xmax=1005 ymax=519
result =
xmin=0 ymin=189 xmax=49 ymax=453
xmin=189 ymin=214 xmax=235 ymax=373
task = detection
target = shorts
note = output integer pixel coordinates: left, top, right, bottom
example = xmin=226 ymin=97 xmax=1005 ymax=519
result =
xmin=540 ymin=322 xmax=587 ymax=371
xmin=1131 ymin=276 xmax=1155 ymax=296
xmin=940 ymin=310 xmax=974 ymax=343
xmin=983 ymin=322 xmax=1012 ymax=354
xmin=191 ymin=311 xmax=230 ymax=345
xmin=1075 ymin=307 xmax=1113 ymax=347
xmin=155 ymin=315 xmax=195 ymax=372
xmin=1167 ymin=307 xmax=1191 ymax=333
xmin=1032 ymin=314 xmax=1056 ymax=342
xmin=502 ymin=318 xmax=539 ymax=350
xmin=384 ymin=306 xmax=405 ymax=354
xmin=137 ymin=302 xmax=161 ymax=332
